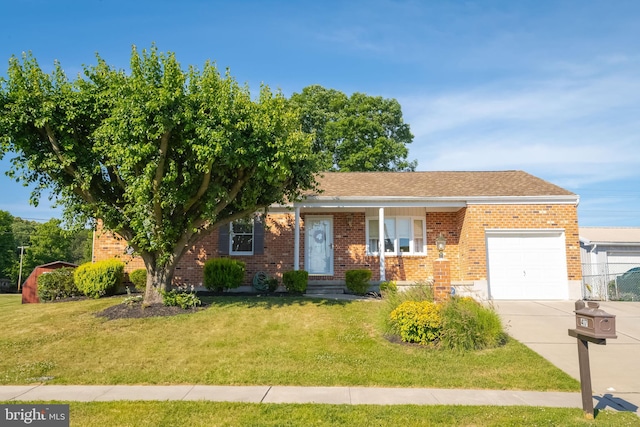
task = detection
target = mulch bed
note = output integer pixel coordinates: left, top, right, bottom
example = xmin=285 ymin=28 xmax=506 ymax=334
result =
xmin=95 ymin=300 xmax=207 ymax=320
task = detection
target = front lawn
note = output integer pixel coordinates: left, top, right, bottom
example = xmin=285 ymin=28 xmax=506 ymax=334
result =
xmin=45 ymin=402 xmax=640 ymax=426
xmin=0 ymin=294 xmax=578 ymax=391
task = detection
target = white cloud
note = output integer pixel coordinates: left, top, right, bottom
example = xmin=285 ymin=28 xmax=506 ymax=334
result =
xmin=400 ymin=58 xmax=640 ymax=188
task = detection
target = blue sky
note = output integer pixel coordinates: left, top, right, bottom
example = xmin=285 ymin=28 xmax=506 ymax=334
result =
xmin=1 ymin=0 xmax=639 ymax=226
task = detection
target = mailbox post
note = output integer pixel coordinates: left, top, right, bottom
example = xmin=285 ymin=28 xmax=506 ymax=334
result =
xmin=568 ymin=301 xmax=617 ymax=419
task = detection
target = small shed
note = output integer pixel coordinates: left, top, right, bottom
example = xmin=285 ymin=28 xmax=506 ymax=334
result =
xmin=21 ymin=261 xmax=78 ymax=304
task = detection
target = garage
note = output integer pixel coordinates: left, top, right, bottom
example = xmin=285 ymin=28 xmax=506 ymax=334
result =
xmin=486 ymin=230 xmax=568 ymax=300
xmin=607 ymin=252 xmax=640 ymax=276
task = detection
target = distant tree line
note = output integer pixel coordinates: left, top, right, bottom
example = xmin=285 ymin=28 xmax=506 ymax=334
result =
xmin=0 ymin=210 xmax=91 ymax=287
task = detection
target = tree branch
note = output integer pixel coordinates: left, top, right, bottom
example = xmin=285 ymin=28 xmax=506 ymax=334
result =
xmin=211 ymin=167 xmax=256 ymax=217
xmin=41 ymin=124 xmax=96 ymax=203
xmin=183 ymin=159 xmax=214 ymax=213
xmin=152 ymin=131 xmax=171 ymax=227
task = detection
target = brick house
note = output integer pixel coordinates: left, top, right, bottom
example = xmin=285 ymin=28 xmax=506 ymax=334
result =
xmin=93 ymin=170 xmax=582 ymax=300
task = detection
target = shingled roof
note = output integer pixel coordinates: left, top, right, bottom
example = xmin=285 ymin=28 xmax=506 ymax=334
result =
xmin=306 ymin=170 xmax=575 ymax=198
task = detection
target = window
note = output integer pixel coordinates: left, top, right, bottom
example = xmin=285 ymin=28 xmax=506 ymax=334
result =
xmin=367 ymin=217 xmax=426 ymax=255
xmin=230 ymin=218 xmax=254 ymax=255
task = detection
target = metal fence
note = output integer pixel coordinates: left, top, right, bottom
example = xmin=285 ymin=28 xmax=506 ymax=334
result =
xmin=582 ymin=262 xmax=640 ymax=301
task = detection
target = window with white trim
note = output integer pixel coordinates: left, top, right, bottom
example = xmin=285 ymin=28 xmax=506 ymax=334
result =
xmin=230 ymin=218 xmax=254 ymax=255
xmin=366 ymin=217 xmax=426 ymax=255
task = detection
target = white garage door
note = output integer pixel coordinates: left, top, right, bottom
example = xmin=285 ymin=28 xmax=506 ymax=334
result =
xmin=487 ymin=230 xmax=568 ymax=300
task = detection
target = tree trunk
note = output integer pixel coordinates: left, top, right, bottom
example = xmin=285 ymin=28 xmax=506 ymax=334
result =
xmin=142 ymin=257 xmax=177 ymax=306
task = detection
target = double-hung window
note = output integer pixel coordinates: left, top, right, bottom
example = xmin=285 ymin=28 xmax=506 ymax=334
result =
xmin=230 ymin=218 xmax=254 ymax=255
xmin=367 ymin=217 xmax=425 ymax=255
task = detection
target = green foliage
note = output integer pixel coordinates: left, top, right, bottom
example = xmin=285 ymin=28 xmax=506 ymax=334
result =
xmin=36 ymin=267 xmax=79 ymax=301
xmin=389 ymin=301 xmax=442 ymax=345
xmin=439 ymin=297 xmax=507 ymax=352
xmin=379 ymin=280 xmax=397 ymax=294
xmin=0 ymin=211 xmax=15 ymax=279
xmin=3 ymin=216 xmax=91 ymax=283
xmin=267 ymin=277 xmax=279 ymax=292
xmin=129 ymin=269 xmax=147 ymax=291
xmin=22 ymin=219 xmax=72 ymax=276
xmin=203 ymin=258 xmax=245 ymax=292
xmin=68 ymin=228 xmax=92 ymax=266
xmin=0 ymin=45 xmax=320 ymax=304
xmin=380 ymin=281 xmax=434 ymax=334
xmin=74 ymin=259 xmax=124 ymax=299
xmin=122 ymin=295 xmax=143 ymax=306
xmin=345 ymin=269 xmax=372 ymax=295
xmin=161 ymin=289 xmax=201 ymax=309
xmin=290 ymin=85 xmax=416 ymax=171
xmin=282 ymin=270 xmax=308 ymax=293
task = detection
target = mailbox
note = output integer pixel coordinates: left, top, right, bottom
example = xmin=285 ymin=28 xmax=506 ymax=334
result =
xmin=574 ymin=301 xmax=616 ymax=339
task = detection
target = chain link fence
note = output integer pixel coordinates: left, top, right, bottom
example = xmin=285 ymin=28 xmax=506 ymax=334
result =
xmin=582 ymin=262 xmax=640 ymax=301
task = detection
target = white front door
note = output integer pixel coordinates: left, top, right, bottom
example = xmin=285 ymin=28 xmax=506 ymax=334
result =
xmin=305 ymin=216 xmax=333 ymax=275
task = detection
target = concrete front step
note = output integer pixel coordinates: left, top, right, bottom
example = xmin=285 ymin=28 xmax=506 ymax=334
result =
xmin=306 ymin=284 xmax=345 ymax=295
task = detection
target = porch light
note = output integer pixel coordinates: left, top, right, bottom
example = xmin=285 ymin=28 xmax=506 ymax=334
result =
xmin=435 ymin=233 xmax=446 ymax=259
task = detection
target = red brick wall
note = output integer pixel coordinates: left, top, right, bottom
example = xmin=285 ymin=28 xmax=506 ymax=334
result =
xmin=457 ymin=204 xmax=581 ymax=281
xmin=93 ymin=203 xmax=581 ymax=286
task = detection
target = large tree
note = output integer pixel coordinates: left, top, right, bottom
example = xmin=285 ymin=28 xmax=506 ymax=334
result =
xmin=290 ymin=85 xmax=417 ymax=171
xmin=0 ymin=46 xmax=318 ymax=304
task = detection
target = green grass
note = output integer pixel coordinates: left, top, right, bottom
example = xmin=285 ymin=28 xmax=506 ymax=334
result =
xmin=0 ymin=294 xmax=578 ymax=391
xmin=5 ymin=401 xmax=633 ymax=426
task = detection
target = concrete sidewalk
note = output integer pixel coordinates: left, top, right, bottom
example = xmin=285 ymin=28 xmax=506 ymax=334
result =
xmin=494 ymin=301 xmax=640 ymax=414
xmin=0 ymin=384 xmax=600 ymax=409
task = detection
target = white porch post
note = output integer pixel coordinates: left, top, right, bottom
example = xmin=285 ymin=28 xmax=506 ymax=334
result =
xmin=379 ymin=207 xmax=385 ymax=282
xmin=294 ymin=207 xmax=301 ymax=271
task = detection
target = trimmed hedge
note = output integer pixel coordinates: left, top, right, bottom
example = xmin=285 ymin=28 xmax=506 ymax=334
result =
xmin=345 ymin=269 xmax=372 ymax=295
xmin=282 ymin=270 xmax=308 ymax=293
xmin=203 ymin=258 xmax=245 ymax=292
xmin=379 ymin=280 xmax=397 ymax=294
xmin=74 ymin=259 xmax=124 ymax=299
xmin=129 ymin=269 xmax=147 ymax=291
xmin=37 ymin=267 xmax=80 ymax=301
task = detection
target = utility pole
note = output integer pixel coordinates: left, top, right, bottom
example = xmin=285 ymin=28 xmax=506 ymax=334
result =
xmin=17 ymin=245 xmax=29 ymax=291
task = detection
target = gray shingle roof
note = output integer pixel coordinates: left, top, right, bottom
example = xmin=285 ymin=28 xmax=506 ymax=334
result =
xmin=306 ymin=171 xmax=575 ymax=198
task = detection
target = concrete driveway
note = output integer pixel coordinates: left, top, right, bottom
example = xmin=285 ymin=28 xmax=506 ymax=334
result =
xmin=493 ymin=300 xmax=640 ymax=413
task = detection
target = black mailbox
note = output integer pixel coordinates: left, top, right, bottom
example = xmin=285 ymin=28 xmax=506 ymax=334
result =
xmin=574 ymin=301 xmax=616 ymax=339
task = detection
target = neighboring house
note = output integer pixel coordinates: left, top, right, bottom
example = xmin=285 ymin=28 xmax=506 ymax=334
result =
xmin=21 ymin=261 xmax=78 ymax=304
xmin=93 ymin=170 xmax=582 ymax=301
xmin=580 ymin=227 xmax=640 ymax=300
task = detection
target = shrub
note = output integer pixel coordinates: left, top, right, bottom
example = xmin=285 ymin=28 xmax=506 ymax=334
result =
xmin=267 ymin=277 xmax=279 ymax=292
xmin=203 ymin=258 xmax=245 ymax=292
xmin=389 ymin=300 xmax=442 ymax=345
xmin=162 ymin=289 xmax=201 ymax=309
xmin=37 ymin=267 xmax=80 ymax=301
xmin=379 ymin=280 xmax=397 ymax=294
xmin=439 ymin=297 xmax=506 ymax=351
xmin=129 ymin=269 xmax=147 ymax=291
xmin=282 ymin=270 xmax=308 ymax=293
xmin=74 ymin=259 xmax=124 ymax=299
xmin=345 ymin=269 xmax=372 ymax=295
xmin=380 ymin=280 xmax=434 ymax=335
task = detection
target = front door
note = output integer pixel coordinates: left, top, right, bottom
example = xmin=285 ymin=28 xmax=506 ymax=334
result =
xmin=305 ymin=216 xmax=333 ymax=275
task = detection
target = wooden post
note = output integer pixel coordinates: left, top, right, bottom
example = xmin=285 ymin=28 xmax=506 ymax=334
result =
xmin=577 ymin=337 xmax=594 ymax=419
